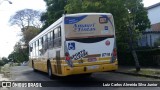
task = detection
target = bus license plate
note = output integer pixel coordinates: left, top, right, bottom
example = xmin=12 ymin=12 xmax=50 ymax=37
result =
xmin=87 ymin=65 xmax=99 ymax=70
xmin=88 ymin=58 xmax=97 ymax=62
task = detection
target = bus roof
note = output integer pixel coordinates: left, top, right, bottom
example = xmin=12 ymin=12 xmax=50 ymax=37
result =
xmin=64 ymin=13 xmax=112 ymax=17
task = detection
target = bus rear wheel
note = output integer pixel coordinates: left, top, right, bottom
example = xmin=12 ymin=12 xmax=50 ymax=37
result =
xmin=47 ymin=62 xmax=53 ymax=79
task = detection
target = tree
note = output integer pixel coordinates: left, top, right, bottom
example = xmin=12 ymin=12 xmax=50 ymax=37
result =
xmin=9 ymin=9 xmax=42 ymax=63
xmin=40 ymin=0 xmax=67 ymax=31
xmin=124 ymin=0 xmax=150 ymax=71
xmin=0 ymin=60 xmax=5 ymax=66
xmin=1 ymin=57 xmax=9 ymax=64
xmin=8 ymin=42 xmax=29 ymax=63
xmin=9 ymin=9 xmax=42 ymax=32
xmin=65 ymin=0 xmax=150 ymax=50
xmin=21 ymin=26 xmax=40 ymax=45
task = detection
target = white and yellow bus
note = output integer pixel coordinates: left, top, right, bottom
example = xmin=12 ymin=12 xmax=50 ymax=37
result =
xmin=29 ymin=13 xmax=118 ymax=78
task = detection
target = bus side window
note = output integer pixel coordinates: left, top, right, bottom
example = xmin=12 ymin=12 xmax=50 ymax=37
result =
xmin=54 ymin=28 xmax=58 ymax=47
xmin=41 ymin=37 xmax=43 ymax=48
xmin=41 ymin=37 xmax=44 ymax=54
xmin=50 ymin=31 xmax=53 ymax=48
xmin=34 ymin=42 xmax=36 ymax=58
xmin=42 ymin=36 xmax=45 ymax=53
xmin=54 ymin=28 xmax=58 ymax=38
xmin=58 ymin=26 xmax=61 ymax=37
xmin=36 ymin=40 xmax=39 ymax=57
xmin=54 ymin=26 xmax=61 ymax=47
xmin=29 ymin=44 xmax=33 ymax=57
xmin=48 ymin=32 xmax=52 ymax=49
xmin=29 ymin=46 xmax=33 ymax=52
xmin=38 ymin=38 xmax=42 ymax=56
xmin=58 ymin=26 xmax=61 ymax=45
xmin=44 ymin=35 xmax=48 ymax=50
xmin=53 ymin=30 xmax=54 ymax=47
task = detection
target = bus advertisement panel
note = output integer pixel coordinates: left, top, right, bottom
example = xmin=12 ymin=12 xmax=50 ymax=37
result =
xmin=64 ymin=14 xmax=115 ymax=39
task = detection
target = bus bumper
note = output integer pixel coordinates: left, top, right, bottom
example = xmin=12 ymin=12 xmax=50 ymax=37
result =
xmin=62 ymin=62 xmax=118 ymax=76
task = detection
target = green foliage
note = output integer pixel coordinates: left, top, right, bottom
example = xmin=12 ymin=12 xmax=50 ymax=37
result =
xmin=0 ymin=60 xmax=5 ymax=66
xmin=40 ymin=0 xmax=67 ymax=31
xmin=8 ymin=9 xmax=42 ymax=63
xmin=2 ymin=57 xmax=9 ymax=64
xmin=40 ymin=0 xmax=150 ymax=52
xmin=7 ymin=26 xmax=38 ymax=63
xmin=0 ymin=57 xmax=10 ymax=66
xmin=154 ymin=37 xmax=160 ymax=47
xmin=8 ymin=42 xmax=29 ymax=63
xmin=21 ymin=26 xmax=40 ymax=45
xmin=64 ymin=0 xmax=150 ymax=51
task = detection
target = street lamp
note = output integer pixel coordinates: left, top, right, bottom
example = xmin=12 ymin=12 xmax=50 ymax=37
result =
xmin=0 ymin=0 xmax=12 ymax=5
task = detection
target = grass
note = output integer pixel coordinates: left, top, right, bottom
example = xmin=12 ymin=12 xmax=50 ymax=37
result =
xmin=128 ymin=69 xmax=160 ymax=76
xmin=0 ymin=64 xmax=11 ymax=78
xmin=0 ymin=63 xmax=21 ymax=78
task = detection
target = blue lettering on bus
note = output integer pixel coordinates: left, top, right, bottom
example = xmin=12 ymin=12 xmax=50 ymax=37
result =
xmin=65 ymin=15 xmax=87 ymax=24
xmin=73 ymin=23 xmax=96 ymax=32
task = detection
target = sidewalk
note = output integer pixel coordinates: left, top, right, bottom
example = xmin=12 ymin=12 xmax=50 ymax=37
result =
xmin=0 ymin=74 xmax=9 ymax=81
xmin=115 ymin=66 xmax=160 ymax=79
xmin=0 ymin=74 xmax=10 ymax=88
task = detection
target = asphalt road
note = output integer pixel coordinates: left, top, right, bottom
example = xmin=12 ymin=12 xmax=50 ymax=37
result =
xmin=1 ymin=66 xmax=160 ymax=90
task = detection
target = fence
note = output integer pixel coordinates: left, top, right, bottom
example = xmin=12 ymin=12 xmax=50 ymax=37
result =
xmin=118 ymin=49 xmax=160 ymax=67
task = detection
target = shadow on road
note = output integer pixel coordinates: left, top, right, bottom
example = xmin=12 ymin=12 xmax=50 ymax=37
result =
xmin=20 ymin=69 xmax=103 ymax=87
xmin=26 ymin=69 xmax=99 ymax=80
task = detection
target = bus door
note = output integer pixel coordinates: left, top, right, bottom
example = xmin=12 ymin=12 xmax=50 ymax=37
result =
xmin=56 ymin=51 xmax=62 ymax=74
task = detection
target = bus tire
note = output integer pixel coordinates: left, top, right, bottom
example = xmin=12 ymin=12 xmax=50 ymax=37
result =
xmin=32 ymin=60 xmax=37 ymax=72
xmin=47 ymin=61 xmax=53 ymax=79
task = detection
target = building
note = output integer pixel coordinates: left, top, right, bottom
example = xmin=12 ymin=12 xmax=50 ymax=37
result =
xmin=139 ymin=2 xmax=160 ymax=47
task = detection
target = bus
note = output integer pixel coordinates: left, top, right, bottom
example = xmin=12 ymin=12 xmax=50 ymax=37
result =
xmin=29 ymin=13 xmax=118 ymax=78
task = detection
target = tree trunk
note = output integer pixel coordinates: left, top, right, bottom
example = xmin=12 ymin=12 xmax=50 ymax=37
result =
xmin=132 ymin=50 xmax=140 ymax=72
xmin=128 ymin=23 xmax=141 ymax=72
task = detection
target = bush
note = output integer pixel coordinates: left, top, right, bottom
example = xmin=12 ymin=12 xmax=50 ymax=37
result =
xmin=154 ymin=37 xmax=160 ymax=47
xmin=118 ymin=49 xmax=160 ymax=67
xmin=0 ymin=60 xmax=5 ymax=66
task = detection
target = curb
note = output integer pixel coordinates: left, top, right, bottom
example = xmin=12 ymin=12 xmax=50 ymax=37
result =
xmin=114 ymin=71 xmax=160 ymax=79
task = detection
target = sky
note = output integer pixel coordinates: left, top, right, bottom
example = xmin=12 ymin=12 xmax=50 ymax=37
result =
xmin=0 ymin=0 xmax=160 ymax=58
xmin=0 ymin=0 xmax=46 ymax=58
